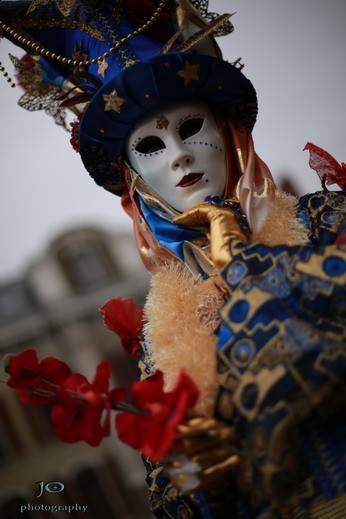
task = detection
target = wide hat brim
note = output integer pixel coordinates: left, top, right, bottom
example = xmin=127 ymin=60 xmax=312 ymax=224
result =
xmin=79 ymin=52 xmax=257 ymax=195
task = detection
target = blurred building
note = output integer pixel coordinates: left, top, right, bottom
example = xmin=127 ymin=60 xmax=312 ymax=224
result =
xmin=0 ymin=225 xmax=152 ymax=519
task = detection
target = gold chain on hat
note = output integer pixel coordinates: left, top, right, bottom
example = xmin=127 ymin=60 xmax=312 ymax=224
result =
xmin=0 ymin=0 xmax=168 ymax=68
xmin=0 ymin=59 xmax=15 ymax=87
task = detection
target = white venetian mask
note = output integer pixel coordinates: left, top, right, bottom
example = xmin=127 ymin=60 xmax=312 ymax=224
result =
xmin=125 ymin=100 xmax=227 ymax=212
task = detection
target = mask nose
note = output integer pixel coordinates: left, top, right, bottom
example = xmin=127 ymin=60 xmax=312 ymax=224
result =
xmin=172 ymin=153 xmax=194 ymax=171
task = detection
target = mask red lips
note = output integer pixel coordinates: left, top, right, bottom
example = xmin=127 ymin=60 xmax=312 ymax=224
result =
xmin=176 ymin=173 xmax=204 ymax=188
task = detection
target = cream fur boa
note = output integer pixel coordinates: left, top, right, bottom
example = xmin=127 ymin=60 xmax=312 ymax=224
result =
xmin=143 ymin=193 xmax=309 ymax=417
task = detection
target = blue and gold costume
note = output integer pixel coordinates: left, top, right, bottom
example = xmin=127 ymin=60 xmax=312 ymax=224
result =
xmin=1 ymin=2 xmax=345 ymax=518
xmin=143 ymin=190 xmax=346 ymax=519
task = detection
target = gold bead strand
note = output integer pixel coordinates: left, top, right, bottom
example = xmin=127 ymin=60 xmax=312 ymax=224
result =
xmin=0 ymin=59 xmax=15 ymax=87
xmin=0 ymin=0 xmax=169 ymax=69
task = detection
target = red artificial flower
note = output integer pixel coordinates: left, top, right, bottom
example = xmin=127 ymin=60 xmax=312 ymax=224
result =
xmin=100 ymin=298 xmax=144 ymax=358
xmin=51 ymin=360 xmax=126 ymax=447
xmin=304 ymin=142 xmax=346 ymax=191
xmin=70 ymin=113 xmax=82 ymax=153
xmin=335 ymin=233 xmax=346 ymax=246
xmin=5 ymin=349 xmax=71 ymax=406
xmin=116 ymin=370 xmax=199 ymax=461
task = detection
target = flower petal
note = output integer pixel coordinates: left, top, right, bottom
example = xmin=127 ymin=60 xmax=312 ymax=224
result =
xmin=7 ymin=349 xmax=39 ymax=388
xmin=115 ymin=370 xmax=199 ymax=461
xmin=92 ymin=360 xmax=111 ymax=393
xmin=100 ymin=298 xmax=144 ymax=358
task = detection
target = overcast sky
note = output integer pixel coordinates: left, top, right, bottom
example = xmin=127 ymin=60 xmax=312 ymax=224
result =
xmin=0 ymin=0 xmax=345 ymax=281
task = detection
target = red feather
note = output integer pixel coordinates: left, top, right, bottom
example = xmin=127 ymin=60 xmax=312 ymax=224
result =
xmin=304 ymin=142 xmax=346 ymax=191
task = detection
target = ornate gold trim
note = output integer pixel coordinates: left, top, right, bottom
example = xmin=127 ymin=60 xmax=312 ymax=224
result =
xmin=14 ymin=18 xmax=105 ymax=41
xmin=0 ymin=0 xmax=169 ymax=68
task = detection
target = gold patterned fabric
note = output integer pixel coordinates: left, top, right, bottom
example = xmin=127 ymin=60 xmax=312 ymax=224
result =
xmin=214 ymin=191 xmax=346 ymax=517
xmin=144 ymin=458 xmax=206 ymax=519
xmin=143 ymin=191 xmax=346 ymax=519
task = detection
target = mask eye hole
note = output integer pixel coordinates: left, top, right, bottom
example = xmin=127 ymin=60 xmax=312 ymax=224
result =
xmin=135 ymin=136 xmax=166 ymax=154
xmin=179 ymin=118 xmax=204 ymax=140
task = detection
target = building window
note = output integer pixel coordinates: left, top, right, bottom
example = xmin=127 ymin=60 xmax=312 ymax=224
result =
xmin=58 ymin=240 xmax=119 ymax=291
xmin=0 ymin=282 xmax=36 ymax=323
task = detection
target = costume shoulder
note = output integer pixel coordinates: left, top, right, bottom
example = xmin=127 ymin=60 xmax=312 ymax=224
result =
xmin=297 ymin=190 xmax=346 ymax=245
xmin=214 ymin=190 xmax=346 ymax=514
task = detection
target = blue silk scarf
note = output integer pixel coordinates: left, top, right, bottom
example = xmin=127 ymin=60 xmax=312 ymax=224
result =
xmin=138 ymin=196 xmax=205 ymax=263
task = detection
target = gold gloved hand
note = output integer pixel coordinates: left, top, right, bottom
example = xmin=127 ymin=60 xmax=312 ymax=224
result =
xmin=173 ymin=202 xmax=249 ymax=270
xmin=164 ymin=417 xmax=242 ymax=494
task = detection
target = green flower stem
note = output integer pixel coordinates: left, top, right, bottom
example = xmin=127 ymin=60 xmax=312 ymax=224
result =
xmin=206 ymin=433 xmax=248 ymax=459
xmin=29 ymin=386 xmax=56 ymax=397
xmin=39 ymin=376 xmax=60 ymax=389
xmin=110 ymin=400 xmax=145 ymax=414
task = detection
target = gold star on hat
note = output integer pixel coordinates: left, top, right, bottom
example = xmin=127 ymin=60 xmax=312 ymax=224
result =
xmin=103 ymin=89 xmax=126 ymax=113
xmin=97 ymin=57 xmax=108 ymax=77
xmin=177 ymin=61 xmax=200 ymax=86
xmin=72 ymin=41 xmax=88 ymax=73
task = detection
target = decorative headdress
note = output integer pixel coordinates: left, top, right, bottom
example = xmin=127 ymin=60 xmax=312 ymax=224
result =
xmin=0 ymin=0 xmax=257 ymax=195
xmin=1 ymin=1 xmax=277 ymax=275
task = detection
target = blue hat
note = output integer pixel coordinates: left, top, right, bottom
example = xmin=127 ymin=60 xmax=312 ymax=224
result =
xmin=0 ymin=0 xmax=257 ymax=194
xmin=79 ymin=52 xmax=257 ymax=194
